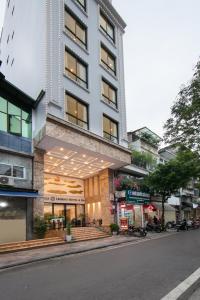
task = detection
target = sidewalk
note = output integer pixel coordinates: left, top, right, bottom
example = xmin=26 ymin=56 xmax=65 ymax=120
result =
xmin=0 ymin=231 xmax=176 ymax=270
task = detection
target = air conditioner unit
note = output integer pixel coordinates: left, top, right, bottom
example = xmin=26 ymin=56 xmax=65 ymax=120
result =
xmin=0 ymin=176 xmax=14 ymax=186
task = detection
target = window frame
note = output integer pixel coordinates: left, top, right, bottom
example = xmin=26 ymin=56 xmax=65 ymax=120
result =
xmin=65 ymin=92 xmax=89 ymax=130
xmin=100 ymin=11 xmax=115 ymax=43
xmin=64 ymin=7 xmax=87 ymax=49
xmin=103 ymin=114 xmax=118 ymax=143
xmin=100 ymin=44 xmax=116 ymax=76
xmin=75 ymin=0 xmax=86 ymax=11
xmin=101 ymin=78 xmax=117 ymax=109
xmin=0 ymin=97 xmax=32 ymax=138
xmin=65 ymin=48 xmax=88 ymax=89
xmin=0 ymin=163 xmax=25 ymax=179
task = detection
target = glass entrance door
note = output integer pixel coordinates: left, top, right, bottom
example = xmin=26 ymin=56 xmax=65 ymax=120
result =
xmin=66 ymin=205 xmax=76 ymax=224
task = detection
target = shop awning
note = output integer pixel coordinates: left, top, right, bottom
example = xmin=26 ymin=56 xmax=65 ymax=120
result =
xmin=0 ymin=190 xmax=40 ymax=198
xmin=152 ymin=202 xmax=176 ymax=212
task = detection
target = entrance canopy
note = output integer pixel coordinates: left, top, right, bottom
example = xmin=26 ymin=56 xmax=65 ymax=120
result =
xmin=36 ymin=115 xmax=131 ymax=179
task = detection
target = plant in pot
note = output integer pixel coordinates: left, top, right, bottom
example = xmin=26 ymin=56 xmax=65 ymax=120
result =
xmin=110 ymin=223 xmax=119 ymax=235
xmin=34 ymin=216 xmax=47 ymax=239
xmin=65 ymin=223 xmax=72 ymax=242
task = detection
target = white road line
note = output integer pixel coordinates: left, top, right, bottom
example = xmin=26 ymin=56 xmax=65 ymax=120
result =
xmin=161 ymin=267 xmax=200 ymax=300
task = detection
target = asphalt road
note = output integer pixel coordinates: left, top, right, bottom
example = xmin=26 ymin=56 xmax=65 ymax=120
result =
xmin=0 ymin=230 xmax=200 ymax=300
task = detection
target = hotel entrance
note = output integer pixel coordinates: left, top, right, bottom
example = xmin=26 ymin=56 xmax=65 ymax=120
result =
xmin=44 ymin=202 xmax=85 ymax=229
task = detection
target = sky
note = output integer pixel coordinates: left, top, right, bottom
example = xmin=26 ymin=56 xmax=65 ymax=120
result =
xmin=0 ymin=0 xmax=200 ymax=137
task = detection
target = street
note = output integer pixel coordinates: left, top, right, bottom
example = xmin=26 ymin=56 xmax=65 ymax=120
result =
xmin=0 ymin=230 xmax=200 ymax=300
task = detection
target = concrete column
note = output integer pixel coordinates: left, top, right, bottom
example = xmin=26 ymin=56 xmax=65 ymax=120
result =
xmin=33 ymin=149 xmax=45 ymax=218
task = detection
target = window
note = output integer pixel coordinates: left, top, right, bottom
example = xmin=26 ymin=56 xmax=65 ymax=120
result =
xmin=100 ymin=12 xmax=115 ymax=42
xmin=101 ymin=45 xmax=116 ymax=75
xmin=6 ymin=55 xmax=9 ymax=64
xmin=13 ymin=166 xmax=24 ymax=178
xmin=75 ymin=0 xmax=86 ymax=11
xmin=65 ymin=93 xmax=88 ymax=129
xmin=12 ymin=5 xmax=15 ymax=15
xmin=0 ymin=163 xmax=25 ymax=178
xmin=103 ymin=115 xmax=118 ymax=143
xmin=0 ymin=164 xmax=12 ymax=176
xmin=65 ymin=50 xmax=88 ymax=88
xmin=11 ymin=31 xmax=14 ymax=39
xmin=65 ymin=8 xmax=87 ymax=49
xmin=0 ymin=97 xmax=32 ymax=138
xmin=102 ymin=79 xmax=117 ymax=108
xmin=7 ymin=35 xmax=10 ymax=44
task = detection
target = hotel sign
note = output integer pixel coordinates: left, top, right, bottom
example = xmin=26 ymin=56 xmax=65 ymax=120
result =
xmin=43 ymin=195 xmax=85 ymax=204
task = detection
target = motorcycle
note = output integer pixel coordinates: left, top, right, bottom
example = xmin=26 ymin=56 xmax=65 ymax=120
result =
xmin=165 ymin=221 xmax=176 ymax=230
xmin=146 ymin=222 xmax=162 ymax=233
xmin=128 ymin=225 xmax=147 ymax=237
xmin=176 ymin=220 xmax=188 ymax=231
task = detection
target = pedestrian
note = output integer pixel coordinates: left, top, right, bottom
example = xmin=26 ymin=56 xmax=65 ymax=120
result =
xmin=153 ymin=215 xmax=158 ymax=225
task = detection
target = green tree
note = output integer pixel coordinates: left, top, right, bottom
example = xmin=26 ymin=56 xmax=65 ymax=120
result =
xmin=164 ymin=60 xmax=200 ymax=152
xmin=132 ymin=150 xmax=157 ymax=170
xmin=145 ymin=148 xmax=200 ymax=230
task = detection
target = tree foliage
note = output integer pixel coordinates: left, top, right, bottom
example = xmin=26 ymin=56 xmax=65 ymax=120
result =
xmin=145 ymin=148 xmax=200 ymax=229
xmin=131 ymin=150 xmax=157 ymax=170
xmin=164 ymin=60 xmax=200 ymax=152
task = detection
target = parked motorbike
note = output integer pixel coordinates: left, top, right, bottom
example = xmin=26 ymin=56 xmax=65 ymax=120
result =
xmin=176 ymin=220 xmax=188 ymax=231
xmin=128 ymin=225 xmax=147 ymax=237
xmin=145 ymin=223 xmax=162 ymax=233
xmin=165 ymin=221 xmax=176 ymax=230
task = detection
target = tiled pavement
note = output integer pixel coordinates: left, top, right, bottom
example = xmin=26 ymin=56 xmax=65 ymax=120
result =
xmin=0 ymin=231 xmax=177 ymax=270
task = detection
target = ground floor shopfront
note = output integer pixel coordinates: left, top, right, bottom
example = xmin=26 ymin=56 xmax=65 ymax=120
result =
xmin=33 ymin=115 xmax=131 ymax=229
xmin=0 ymin=191 xmax=38 ymax=243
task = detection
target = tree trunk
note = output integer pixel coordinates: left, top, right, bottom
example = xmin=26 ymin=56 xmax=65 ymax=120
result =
xmin=161 ymin=195 xmax=165 ymax=231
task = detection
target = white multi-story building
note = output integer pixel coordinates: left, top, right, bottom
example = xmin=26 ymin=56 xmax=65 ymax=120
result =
xmin=0 ymin=0 xmax=131 ymax=228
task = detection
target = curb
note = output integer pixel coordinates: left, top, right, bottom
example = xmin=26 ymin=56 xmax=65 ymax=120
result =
xmin=161 ymin=267 xmax=200 ymax=300
xmin=0 ymin=231 xmax=176 ymax=271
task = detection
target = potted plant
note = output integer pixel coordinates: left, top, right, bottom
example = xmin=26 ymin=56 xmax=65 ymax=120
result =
xmin=110 ymin=223 xmax=119 ymax=235
xmin=65 ymin=223 xmax=72 ymax=242
xmin=34 ymin=216 xmax=47 ymax=239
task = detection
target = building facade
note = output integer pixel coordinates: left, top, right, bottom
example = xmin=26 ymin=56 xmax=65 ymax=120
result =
xmin=0 ymin=0 xmax=131 ymax=234
xmin=0 ymin=73 xmax=39 ymax=243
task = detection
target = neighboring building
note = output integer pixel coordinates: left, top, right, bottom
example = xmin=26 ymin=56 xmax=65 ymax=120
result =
xmin=159 ymin=145 xmax=200 ymax=220
xmin=0 ymin=72 xmax=40 ymax=243
xmin=0 ymin=0 xmax=131 ymax=231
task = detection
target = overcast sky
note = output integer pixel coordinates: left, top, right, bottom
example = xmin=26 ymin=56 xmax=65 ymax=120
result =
xmin=0 ymin=0 xmax=200 ymax=137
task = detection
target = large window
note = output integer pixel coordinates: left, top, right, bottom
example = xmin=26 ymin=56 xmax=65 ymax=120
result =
xmin=102 ymin=79 xmax=117 ymax=109
xmin=100 ymin=12 xmax=115 ymax=42
xmin=0 ymin=163 xmax=25 ymax=178
xmin=65 ymin=50 xmax=88 ymax=88
xmin=65 ymin=8 xmax=87 ymax=49
xmin=75 ymin=0 xmax=86 ymax=11
xmin=101 ymin=45 xmax=116 ymax=75
xmin=0 ymin=97 xmax=32 ymax=138
xmin=65 ymin=93 xmax=88 ymax=129
xmin=103 ymin=115 xmax=118 ymax=143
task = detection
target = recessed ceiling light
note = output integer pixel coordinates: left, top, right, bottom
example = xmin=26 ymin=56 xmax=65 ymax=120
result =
xmin=89 ymin=171 xmax=93 ymax=174
xmin=70 ymin=162 xmax=74 ymax=165
xmin=60 ymin=147 xmax=64 ymax=151
xmin=54 ymin=163 xmax=58 ymax=167
xmin=82 ymin=154 xmax=86 ymax=158
xmin=45 ymin=169 xmax=49 ymax=172
xmin=64 ymin=156 xmax=69 ymax=159
xmin=73 ymin=168 xmax=77 ymax=171
xmin=101 ymin=160 xmax=104 ymax=163
xmin=50 ymin=157 xmax=53 ymax=160
xmin=84 ymin=162 xmax=89 ymax=165
xmin=88 ymin=166 xmax=91 ymax=169
xmin=47 ymin=152 xmax=51 ymax=155
xmin=64 ymin=173 xmax=67 ymax=175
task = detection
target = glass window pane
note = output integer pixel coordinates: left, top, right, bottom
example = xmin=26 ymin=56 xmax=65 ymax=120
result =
xmin=9 ymin=115 xmax=21 ymax=135
xmin=76 ymin=24 xmax=85 ymax=44
xmin=66 ymin=12 xmax=76 ymax=34
xmin=67 ymin=95 xmax=77 ymax=117
xmin=54 ymin=204 xmax=65 ymax=218
xmin=0 ymin=112 xmax=7 ymax=131
xmin=107 ymin=24 xmax=114 ymax=39
xmin=44 ymin=203 xmax=53 ymax=220
xmin=8 ymin=102 xmax=21 ymax=116
xmin=108 ymin=55 xmax=115 ymax=71
xmin=0 ymin=164 xmax=12 ymax=176
xmin=13 ymin=166 xmax=24 ymax=178
xmin=100 ymin=15 xmax=107 ymax=31
xmin=102 ymin=81 xmax=109 ymax=98
xmin=111 ymin=121 xmax=117 ymax=137
xmin=22 ymin=119 xmax=31 ymax=138
xmin=65 ymin=52 xmax=76 ymax=75
xmin=77 ymin=62 xmax=86 ymax=81
xmin=77 ymin=102 xmax=87 ymax=122
xmin=101 ymin=47 xmax=107 ymax=64
xmin=109 ymin=87 xmax=116 ymax=103
xmin=0 ymin=98 xmax=7 ymax=113
xmin=103 ymin=117 xmax=110 ymax=133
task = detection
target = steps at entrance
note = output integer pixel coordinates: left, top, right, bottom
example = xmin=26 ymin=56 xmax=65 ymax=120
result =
xmin=71 ymin=227 xmax=110 ymax=242
xmin=0 ymin=237 xmax=64 ymax=254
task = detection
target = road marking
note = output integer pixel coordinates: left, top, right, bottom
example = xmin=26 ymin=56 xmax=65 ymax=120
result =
xmin=161 ymin=267 xmax=200 ymax=300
